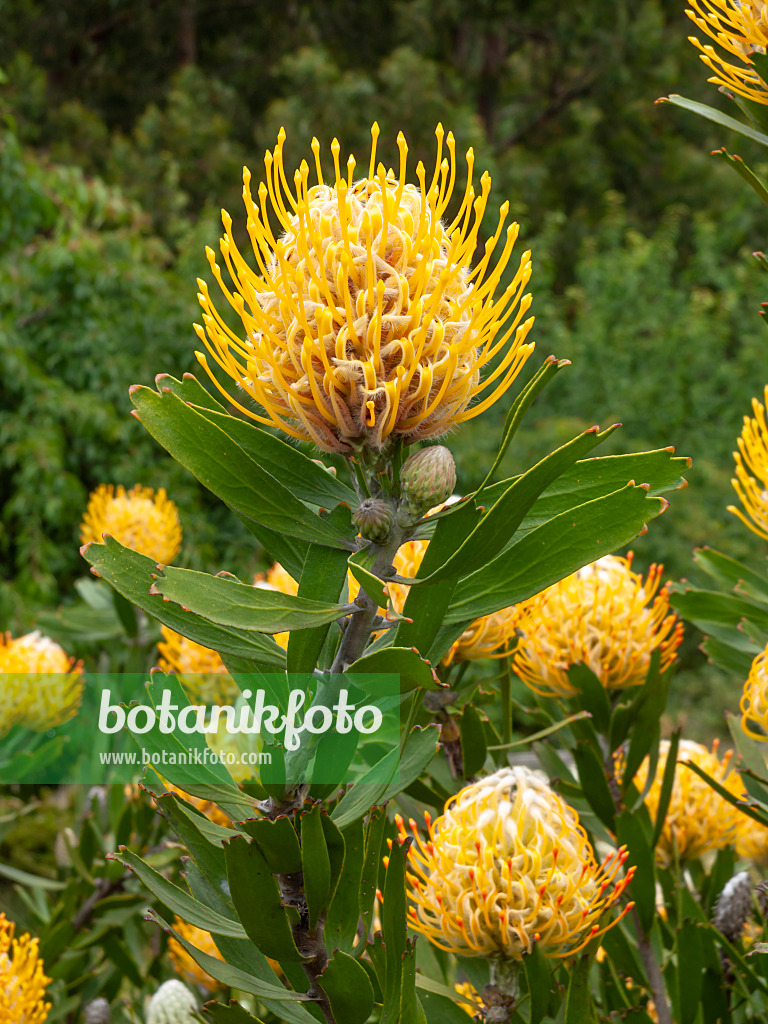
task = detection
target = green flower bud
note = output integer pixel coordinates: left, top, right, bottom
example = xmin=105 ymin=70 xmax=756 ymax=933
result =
xmin=399 ymin=445 xmax=456 ymax=518
xmin=354 ymin=498 xmax=396 ymax=545
xmin=147 ymin=980 xmax=197 ymax=1024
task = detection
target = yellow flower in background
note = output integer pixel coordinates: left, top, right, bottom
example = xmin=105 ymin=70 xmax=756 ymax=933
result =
xmin=687 ymin=1 xmax=768 ymax=104
xmin=168 ymin=919 xmax=224 ymax=991
xmin=454 ymin=981 xmax=483 ymax=1016
xmin=253 ymin=562 xmax=299 ymax=649
xmin=195 ymin=124 xmax=535 ymax=453
xmin=80 ymin=484 xmax=182 ymax=563
xmin=741 ymin=641 xmax=768 ymax=740
xmin=157 ymin=627 xmax=239 ymax=705
xmin=729 ymin=387 xmax=768 ymax=540
xmin=736 ymin=818 xmax=768 ymax=864
xmin=159 ymin=784 xmax=231 ymax=829
xmin=398 ymin=766 xmax=634 ymax=960
xmin=512 ymin=555 xmax=683 ymax=698
xmin=0 ymin=914 xmax=51 ymax=1023
xmin=630 ymin=739 xmax=750 ymax=867
xmin=0 ymin=632 xmax=84 ymax=737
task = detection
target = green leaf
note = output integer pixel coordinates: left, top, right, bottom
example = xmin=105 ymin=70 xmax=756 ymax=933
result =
xmin=662 ymin=93 xmax=768 ymax=148
xmin=694 ymin=547 xmax=768 ymax=604
xmin=301 ymin=804 xmax=332 ymax=931
xmin=325 ymin=818 xmax=365 ymax=953
xmin=318 ymin=950 xmax=375 ymax=1024
xmin=568 ymin=664 xmax=611 ymax=735
xmin=82 ymin=539 xmax=286 ymax=666
xmin=151 ymin=564 xmax=352 ymax=634
xmin=347 ymin=547 xmax=389 ymax=608
xmin=331 ymin=726 xmax=439 ymax=828
xmin=622 ymin=651 xmax=670 ymax=786
xmin=240 ymin=815 xmax=303 ymax=874
xmin=652 ymin=729 xmax=680 ymax=851
xmin=346 ymin=646 xmax=440 ymax=692
xmin=202 ymin=1001 xmax=266 ymax=1024
xmin=712 ymin=147 xmax=768 ymax=207
xmin=359 ymin=807 xmax=387 ymax=932
xmin=288 ymin=518 xmax=351 ymax=672
xmin=420 ymin=425 xmax=617 ymax=584
xmin=726 ymin=712 xmax=768 ymax=801
xmin=130 ymin=385 xmax=355 ymax=548
xmin=447 ymin=482 xmax=669 ymax=623
xmin=155 ymin=371 xmax=227 ymax=413
xmin=0 ymin=861 xmax=65 ymax=891
xmin=476 ymin=355 xmax=568 ymax=494
xmin=571 ymin=741 xmax=615 ymax=830
xmin=616 ymin=809 xmax=655 ymax=936
xmin=523 ymin=941 xmax=554 ymax=1024
xmin=676 ymin=919 xmax=704 ymax=1024
xmin=381 ymin=839 xmax=409 ymax=1024
xmin=224 ymin=834 xmax=306 ymax=962
xmin=459 ymin=704 xmax=487 ymax=778
xmin=112 ymin=847 xmax=247 ymax=937
xmin=564 ymin=952 xmax=596 ymax=1024
xmin=683 ymin=760 xmax=768 ymax=827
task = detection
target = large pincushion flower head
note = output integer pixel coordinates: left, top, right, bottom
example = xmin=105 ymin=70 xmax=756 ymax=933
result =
xmin=512 ymin=554 xmax=683 ymax=698
xmin=0 ymin=914 xmax=51 ymax=1023
xmin=729 ymin=386 xmax=768 ymax=540
xmin=80 ymin=484 xmax=182 ymax=563
xmin=741 ymin=640 xmax=768 ymax=740
xmin=396 ymin=766 xmax=634 ymax=960
xmin=194 ymin=124 xmax=535 ymax=453
xmin=630 ymin=739 xmax=750 ymax=867
xmin=687 ymin=1 xmax=768 ymax=104
xmin=0 ymin=632 xmax=83 ymax=738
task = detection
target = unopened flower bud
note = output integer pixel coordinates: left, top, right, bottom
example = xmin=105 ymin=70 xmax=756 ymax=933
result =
xmin=146 ymin=980 xmax=196 ymax=1024
xmin=399 ymin=446 xmax=456 ymax=519
xmin=84 ymin=999 xmax=110 ymax=1024
xmin=353 ymin=499 xmax=395 ymax=545
xmin=713 ymin=871 xmax=753 ymax=942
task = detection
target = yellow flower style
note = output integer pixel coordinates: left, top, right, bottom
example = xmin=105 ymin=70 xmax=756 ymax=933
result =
xmin=0 ymin=915 xmax=51 ymax=1024
xmin=168 ymin=919 xmax=224 ymax=991
xmin=630 ymin=739 xmax=750 ymax=867
xmin=157 ymin=627 xmax=238 ymax=706
xmin=398 ymin=766 xmax=634 ymax=960
xmin=741 ymin=640 xmax=768 ymax=740
xmin=454 ymin=981 xmax=483 ymax=1016
xmin=81 ymin=484 xmax=182 ymax=563
xmin=729 ymin=386 xmax=768 ymax=540
xmin=195 ymin=124 xmax=535 ymax=453
xmin=512 ymin=555 xmax=683 ymax=698
xmin=0 ymin=632 xmax=83 ymax=737
xmin=687 ymin=1 xmax=768 ymax=104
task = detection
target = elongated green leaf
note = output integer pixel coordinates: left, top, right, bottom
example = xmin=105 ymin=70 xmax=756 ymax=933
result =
xmin=713 ymin=146 xmax=768 ymax=206
xmin=572 ymin=741 xmax=615 ymax=830
xmin=684 ymin=760 xmax=768 ymax=827
xmin=564 ymin=952 xmax=596 ymax=1024
xmin=346 ymin=647 xmax=439 ymax=692
xmin=325 ymin=818 xmax=365 ymax=953
xmin=82 ymin=539 xmax=285 ymax=666
xmin=381 ymin=839 xmax=409 ymax=1024
xmin=318 ymin=950 xmax=375 ymax=1024
xmin=617 ymin=810 xmax=655 ymax=936
xmin=670 ymin=587 xmax=768 ymax=633
xmin=152 ymin=565 xmax=352 ymax=634
xmin=301 ymin=804 xmax=332 ymax=931
xmin=569 ymin=664 xmax=611 ymax=735
xmin=693 ymin=547 xmax=768 ymax=603
xmin=130 ymin=385 xmax=355 ymax=548
xmin=240 ymin=815 xmax=303 ymax=873
xmin=662 ymin=93 xmax=768 ymax=148
xmin=447 ymin=483 xmax=667 ymax=623
xmin=112 ymin=847 xmax=247 ymax=937
xmin=418 ymin=426 xmax=617 ymax=584
xmin=460 ymin=704 xmax=487 ymax=778
xmin=523 ymin=941 xmax=552 ymax=1024
xmin=347 ymin=548 xmax=389 ymax=608
xmin=155 ymin=371 xmax=227 ymax=412
xmin=0 ymin=861 xmax=65 ymax=891
xmin=202 ymin=1001 xmax=266 ymax=1024
xmin=652 ymin=729 xmax=680 ymax=851
xmin=359 ymin=807 xmax=387 ymax=931
xmin=224 ymin=834 xmax=305 ymax=962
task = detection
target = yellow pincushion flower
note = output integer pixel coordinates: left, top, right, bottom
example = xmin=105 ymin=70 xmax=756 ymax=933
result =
xmin=513 ymin=555 xmax=683 ymax=698
xmin=81 ymin=484 xmax=182 ymax=563
xmin=736 ymin=818 xmax=768 ymax=863
xmin=195 ymin=124 xmax=535 ymax=453
xmin=630 ymin=739 xmax=750 ymax=867
xmin=0 ymin=915 xmax=51 ymax=1024
xmin=741 ymin=640 xmax=768 ymax=740
xmin=157 ymin=627 xmax=239 ymax=705
xmin=0 ymin=632 xmax=84 ymax=737
xmin=454 ymin=981 xmax=483 ymax=1016
xmin=729 ymin=386 xmax=768 ymax=540
xmin=397 ymin=766 xmax=634 ymax=960
xmin=687 ymin=1 xmax=768 ymax=104
xmin=168 ymin=919 xmax=224 ymax=991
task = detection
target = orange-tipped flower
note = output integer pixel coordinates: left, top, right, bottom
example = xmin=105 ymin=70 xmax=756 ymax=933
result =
xmin=729 ymin=386 xmax=768 ymax=540
xmin=0 ymin=632 xmax=83 ymax=737
xmin=195 ymin=124 xmax=535 ymax=453
xmin=0 ymin=914 xmax=51 ymax=1023
xmin=399 ymin=766 xmax=634 ymax=960
xmin=80 ymin=484 xmax=182 ymax=563
xmin=629 ymin=739 xmax=750 ymax=867
xmin=513 ymin=555 xmax=683 ymax=698
xmin=168 ymin=919 xmax=224 ymax=991
xmin=687 ymin=1 xmax=768 ymax=104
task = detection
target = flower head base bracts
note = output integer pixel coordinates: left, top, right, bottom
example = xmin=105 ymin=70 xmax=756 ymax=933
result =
xmin=741 ymin=641 xmax=768 ymax=740
xmin=512 ymin=555 xmax=683 ymax=698
xmin=630 ymin=739 xmax=749 ymax=867
xmin=167 ymin=919 xmax=224 ymax=991
xmin=80 ymin=484 xmax=182 ymax=563
xmin=397 ymin=766 xmax=634 ymax=960
xmin=687 ymin=1 xmax=768 ymax=104
xmin=0 ymin=915 xmax=51 ymax=1024
xmin=0 ymin=632 xmax=84 ymax=738
xmin=729 ymin=387 xmax=768 ymax=539
xmin=195 ymin=124 xmax=535 ymax=453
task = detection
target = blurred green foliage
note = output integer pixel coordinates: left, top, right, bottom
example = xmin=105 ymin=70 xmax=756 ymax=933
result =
xmin=2 ymin=0 xmax=768 ymax=731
